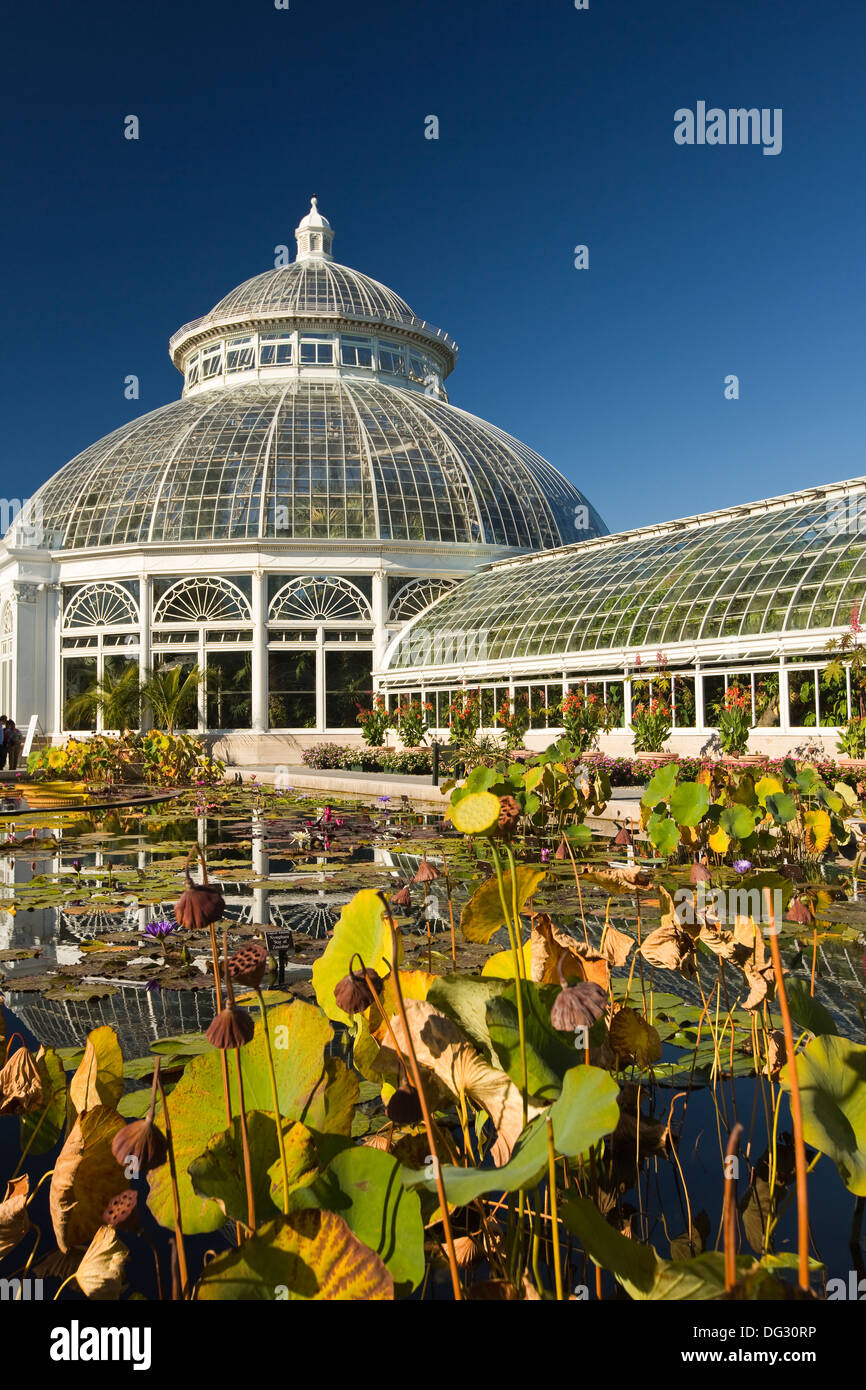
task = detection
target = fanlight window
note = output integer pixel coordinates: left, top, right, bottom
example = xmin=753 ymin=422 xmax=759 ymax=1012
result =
xmin=269 ymin=577 xmax=371 ymax=624
xmin=153 ymin=578 xmax=252 ymax=625
xmin=388 ymin=578 xmax=458 ymax=625
xmin=64 ymin=582 xmax=140 ymax=629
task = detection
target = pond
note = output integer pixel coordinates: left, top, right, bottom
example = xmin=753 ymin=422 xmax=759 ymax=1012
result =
xmin=1 ymin=778 xmax=865 ymax=1301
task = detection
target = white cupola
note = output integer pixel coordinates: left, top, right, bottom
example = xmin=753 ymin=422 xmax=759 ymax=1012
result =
xmin=294 ymin=196 xmax=334 ymax=261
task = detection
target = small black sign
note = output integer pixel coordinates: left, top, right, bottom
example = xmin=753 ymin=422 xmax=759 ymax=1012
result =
xmin=264 ymin=930 xmax=295 ymax=952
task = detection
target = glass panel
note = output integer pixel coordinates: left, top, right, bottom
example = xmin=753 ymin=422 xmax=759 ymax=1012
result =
xmin=754 ymin=672 xmax=781 ymax=727
xmin=153 ymin=657 xmax=199 ymax=730
xmin=268 ymin=651 xmax=317 ymax=728
xmin=673 ymin=676 xmax=696 ymax=729
xmin=788 ymin=668 xmax=818 ymax=727
xmin=531 ymin=685 xmax=550 ymax=728
xmin=325 ymin=650 xmax=372 ymax=727
xmin=605 ymin=680 xmax=625 ymax=727
xmin=702 ymin=675 xmax=726 ymax=727
xmin=819 ymin=665 xmax=848 ymax=726
xmin=63 ymin=656 xmax=97 ymax=731
xmin=205 ymin=652 xmax=252 ymax=729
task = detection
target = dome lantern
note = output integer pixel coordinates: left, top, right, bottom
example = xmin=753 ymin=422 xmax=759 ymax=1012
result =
xmin=295 ymin=196 xmax=334 ymax=261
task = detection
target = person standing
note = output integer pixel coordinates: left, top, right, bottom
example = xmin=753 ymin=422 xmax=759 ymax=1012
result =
xmin=0 ymin=719 xmax=7 ymax=772
xmin=5 ymin=720 xmax=22 ymax=771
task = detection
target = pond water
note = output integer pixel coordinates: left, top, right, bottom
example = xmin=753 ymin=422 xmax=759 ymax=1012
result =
xmin=1 ymin=783 xmax=864 ymax=1297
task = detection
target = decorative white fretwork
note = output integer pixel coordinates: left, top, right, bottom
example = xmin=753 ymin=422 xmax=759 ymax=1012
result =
xmin=268 ymin=576 xmax=371 ymax=624
xmin=153 ymin=577 xmax=252 ymax=625
xmin=388 ymin=577 xmax=458 ymax=625
xmin=63 ymin=582 xmax=140 ymax=629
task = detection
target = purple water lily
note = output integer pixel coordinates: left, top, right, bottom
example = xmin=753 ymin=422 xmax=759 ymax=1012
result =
xmin=143 ymin=919 xmax=177 ymax=941
xmin=733 ymin=859 xmax=752 ymax=874
xmin=540 ymin=848 xmax=551 ymax=863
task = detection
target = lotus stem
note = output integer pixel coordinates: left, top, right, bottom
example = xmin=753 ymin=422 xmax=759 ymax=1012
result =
xmin=723 ymin=1122 xmax=743 ymax=1291
xmin=546 ymin=1116 xmax=564 ymax=1301
xmin=440 ymin=848 xmax=458 ymax=970
xmin=255 ymin=985 xmax=289 ymax=1215
xmin=763 ymin=887 xmax=810 ymax=1292
xmin=156 ymin=1064 xmax=190 ymax=1298
xmin=224 ymin=929 xmax=256 ymax=1235
xmin=378 ymin=893 xmax=463 ymax=1301
xmin=490 ymin=842 xmax=529 ymax=1126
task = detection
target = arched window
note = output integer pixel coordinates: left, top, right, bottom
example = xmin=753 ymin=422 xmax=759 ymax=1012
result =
xmin=153 ymin=577 xmax=252 ymax=625
xmin=268 ymin=576 xmax=371 ymax=624
xmin=388 ymin=578 xmax=458 ymax=625
xmin=63 ymin=582 xmax=139 ymax=629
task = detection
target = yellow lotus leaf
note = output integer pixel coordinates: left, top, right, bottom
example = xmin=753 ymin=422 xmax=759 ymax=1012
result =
xmin=608 ymin=1008 xmax=663 ymax=1069
xmin=450 ymin=791 xmax=501 ymax=835
xmin=755 ymin=775 xmax=784 ymax=805
xmin=460 ymin=866 xmax=546 ymax=944
xmin=197 ymin=1210 xmax=394 ymax=1301
xmin=50 ymin=1106 xmax=129 ymax=1253
xmin=69 ymin=1025 xmax=124 ymax=1114
xmin=73 ymin=1224 xmax=129 ymax=1299
xmin=369 ymin=969 xmax=435 ymax=1043
xmin=708 ymin=825 xmax=731 ymax=854
xmin=482 ymin=940 xmax=532 ymax=978
xmin=804 ymin=809 xmax=832 ymax=854
xmin=0 ymin=1175 xmax=30 ymax=1259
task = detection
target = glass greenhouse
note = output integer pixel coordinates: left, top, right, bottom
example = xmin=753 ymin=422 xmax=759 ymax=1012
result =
xmin=0 ymin=198 xmax=603 ymax=753
xmin=378 ymin=482 xmax=866 ymax=754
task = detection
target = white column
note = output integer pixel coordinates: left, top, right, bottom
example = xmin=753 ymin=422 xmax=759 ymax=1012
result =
xmin=198 ymin=633 xmax=207 ymax=731
xmin=139 ymin=575 xmax=151 ymax=730
xmin=371 ymin=569 xmax=388 ymax=677
xmin=694 ymin=664 xmax=705 ymax=731
xmin=623 ymin=674 xmax=633 ymax=727
xmin=779 ymin=657 xmax=789 ymax=733
xmin=251 ymin=570 xmax=268 ymax=733
xmin=316 ymin=628 xmax=326 ymax=732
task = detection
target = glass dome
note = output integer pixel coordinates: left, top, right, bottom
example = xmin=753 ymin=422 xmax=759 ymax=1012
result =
xmin=382 ymin=482 xmax=866 ymax=670
xmin=29 ymin=378 xmax=604 ymax=550
xmin=25 ymin=199 xmax=606 ymax=553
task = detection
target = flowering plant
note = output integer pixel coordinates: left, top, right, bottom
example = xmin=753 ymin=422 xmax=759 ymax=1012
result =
xmin=447 ymin=689 xmax=480 ymax=742
xmin=356 ymin=695 xmax=393 ymax=747
xmin=494 ymin=693 xmax=534 ymax=750
xmin=717 ymin=684 xmax=751 ymax=756
xmin=630 ymin=696 xmax=673 ymax=753
xmin=558 ymin=689 xmax=610 ymax=756
xmin=395 ymin=699 xmax=433 ymax=747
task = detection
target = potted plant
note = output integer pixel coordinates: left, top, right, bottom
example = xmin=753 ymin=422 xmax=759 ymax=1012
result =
xmin=630 ymin=696 xmax=673 ymax=761
xmin=836 ymin=715 xmax=866 ymax=769
xmin=395 ymin=698 xmax=433 ymax=748
xmin=717 ymin=684 xmax=763 ymax=764
xmin=559 ymin=689 xmax=610 ymax=757
xmin=356 ymin=695 xmax=393 ymax=748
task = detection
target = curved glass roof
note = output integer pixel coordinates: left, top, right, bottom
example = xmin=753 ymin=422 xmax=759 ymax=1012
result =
xmin=29 ymin=379 xmax=603 ymax=550
xmin=382 ymin=483 xmax=866 ymax=671
xmin=205 ymin=261 xmax=422 ymax=331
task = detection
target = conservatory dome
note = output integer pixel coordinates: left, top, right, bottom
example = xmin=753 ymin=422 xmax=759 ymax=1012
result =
xmin=26 ymin=199 xmax=606 ymax=553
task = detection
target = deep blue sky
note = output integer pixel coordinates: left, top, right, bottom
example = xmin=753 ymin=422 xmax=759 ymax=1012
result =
xmin=1 ymin=0 xmax=863 ymax=534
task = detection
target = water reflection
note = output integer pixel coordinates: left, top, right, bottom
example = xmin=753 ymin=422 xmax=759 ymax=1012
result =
xmin=0 ymin=807 xmax=442 ymax=1056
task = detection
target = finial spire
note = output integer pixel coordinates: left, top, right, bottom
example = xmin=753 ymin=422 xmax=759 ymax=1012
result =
xmin=295 ymin=196 xmax=334 ymax=261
